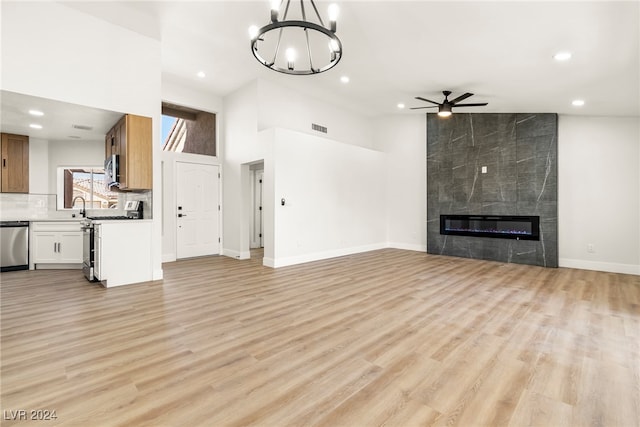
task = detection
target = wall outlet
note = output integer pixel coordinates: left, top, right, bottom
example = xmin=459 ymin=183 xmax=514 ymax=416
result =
xmin=587 ymin=243 xmax=595 ymax=253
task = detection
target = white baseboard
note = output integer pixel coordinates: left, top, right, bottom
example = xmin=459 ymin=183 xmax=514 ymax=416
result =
xmin=34 ymin=263 xmax=82 ymax=270
xmin=263 ymin=257 xmax=275 ymax=268
xmin=153 ymin=269 xmax=164 ymax=280
xmin=222 ymin=248 xmax=251 ymax=260
xmin=559 ymin=258 xmax=640 ymax=275
xmin=387 ymin=242 xmax=427 ymax=252
xmin=269 ymin=243 xmax=387 ymax=268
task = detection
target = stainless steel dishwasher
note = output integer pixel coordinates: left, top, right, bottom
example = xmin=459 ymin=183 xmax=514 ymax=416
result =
xmin=1 ymin=221 xmax=29 ymax=271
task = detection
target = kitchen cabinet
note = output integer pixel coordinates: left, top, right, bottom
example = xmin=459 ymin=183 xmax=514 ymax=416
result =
xmin=31 ymin=222 xmax=83 ymax=268
xmin=93 ymin=220 xmax=152 ymax=287
xmin=105 ymin=114 xmax=152 ymax=191
xmin=1 ymin=133 xmax=29 ymax=193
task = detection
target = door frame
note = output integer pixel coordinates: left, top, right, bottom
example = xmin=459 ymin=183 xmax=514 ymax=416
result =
xmin=174 ymin=159 xmax=222 ymax=258
xmin=250 ymin=169 xmax=264 ymax=249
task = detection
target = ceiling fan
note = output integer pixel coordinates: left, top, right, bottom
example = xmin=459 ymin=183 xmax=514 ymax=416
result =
xmin=411 ymin=91 xmax=488 ymax=117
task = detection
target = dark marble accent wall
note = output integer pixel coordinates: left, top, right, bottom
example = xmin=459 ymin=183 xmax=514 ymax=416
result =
xmin=426 ymin=113 xmax=558 ymax=267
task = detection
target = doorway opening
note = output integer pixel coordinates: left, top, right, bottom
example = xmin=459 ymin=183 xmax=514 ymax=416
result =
xmin=250 ymin=162 xmax=264 ymax=250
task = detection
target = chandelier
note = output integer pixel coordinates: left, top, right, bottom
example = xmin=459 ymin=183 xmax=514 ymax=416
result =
xmin=249 ymin=0 xmax=342 ymax=75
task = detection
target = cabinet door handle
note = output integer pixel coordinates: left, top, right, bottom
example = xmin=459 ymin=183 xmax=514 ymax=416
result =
xmin=54 ymin=242 xmax=57 ymax=253
xmin=2 ymin=158 xmax=6 ymax=168
xmin=58 ymin=242 xmax=62 ymax=252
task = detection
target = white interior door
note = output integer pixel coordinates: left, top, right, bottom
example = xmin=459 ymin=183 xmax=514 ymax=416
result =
xmin=176 ymin=162 xmax=220 ymax=259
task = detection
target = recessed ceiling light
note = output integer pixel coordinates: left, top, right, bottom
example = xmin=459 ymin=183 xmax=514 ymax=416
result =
xmin=29 ymin=109 xmax=44 ymax=116
xmin=397 ymin=103 xmax=405 ymax=109
xmin=553 ymin=51 xmax=572 ymax=61
xmin=29 ymin=124 xmax=42 ymax=129
xmin=340 ymin=76 xmax=349 ymax=83
xmin=572 ymin=99 xmax=585 ymax=107
xmin=197 ymin=71 xmax=206 ymax=78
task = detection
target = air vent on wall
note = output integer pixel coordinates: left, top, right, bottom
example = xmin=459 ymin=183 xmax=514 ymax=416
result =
xmin=72 ymin=124 xmax=93 ymax=131
xmin=312 ymin=123 xmax=327 ymax=134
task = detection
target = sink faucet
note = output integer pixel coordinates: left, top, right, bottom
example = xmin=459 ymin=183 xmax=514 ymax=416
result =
xmin=72 ymin=196 xmax=86 ymax=217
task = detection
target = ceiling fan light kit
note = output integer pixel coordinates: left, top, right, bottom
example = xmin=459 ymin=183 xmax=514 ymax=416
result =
xmin=249 ymin=0 xmax=342 ymax=75
xmin=411 ymin=90 xmax=488 ymax=117
xmin=438 ymin=104 xmax=452 ymax=117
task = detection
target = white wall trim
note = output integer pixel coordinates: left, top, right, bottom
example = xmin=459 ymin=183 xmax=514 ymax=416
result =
xmin=222 ymin=248 xmax=251 ymax=260
xmin=153 ymin=269 xmax=164 ymax=280
xmin=263 ymin=257 xmax=275 ymax=268
xmin=559 ymin=258 xmax=640 ymax=276
xmin=387 ymin=242 xmax=427 ymax=252
xmin=269 ymin=243 xmax=387 ymax=268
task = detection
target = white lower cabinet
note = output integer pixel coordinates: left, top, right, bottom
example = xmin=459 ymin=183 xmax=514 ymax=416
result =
xmin=93 ymin=220 xmax=152 ymax=287
xmin=31 ymin=222 xmax=83 ymax=268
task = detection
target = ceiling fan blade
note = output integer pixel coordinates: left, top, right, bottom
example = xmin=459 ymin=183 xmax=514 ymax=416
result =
xmin=415 ymin=96 xmax=441 ymax=105
xmin=410 ymin=106 xmax=437 ymax=110
xmin=449 ymin=92 xmax=474 ymax=104
xmin=453 ymin=103 xmax=488 ymax=107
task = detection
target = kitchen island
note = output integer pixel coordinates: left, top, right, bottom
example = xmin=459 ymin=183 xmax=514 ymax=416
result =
xmin=90 ymin=219 xmax=153 ymax=287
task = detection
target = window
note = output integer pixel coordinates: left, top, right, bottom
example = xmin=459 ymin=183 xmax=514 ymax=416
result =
xmin=59 ymin=167 xmax=119 ymax=210
xmin=162 ymin=103 xmax=216 ymax=156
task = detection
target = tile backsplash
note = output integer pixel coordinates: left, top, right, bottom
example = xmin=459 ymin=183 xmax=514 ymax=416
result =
xmin=0 ymin=191 xmax=153 ymax=220
xmin=0 ymin=193 xmax=61 ymax=220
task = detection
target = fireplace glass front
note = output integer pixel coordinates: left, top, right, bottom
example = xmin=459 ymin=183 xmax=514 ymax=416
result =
xmin=440 ymin=215 xmax=540 ymax=240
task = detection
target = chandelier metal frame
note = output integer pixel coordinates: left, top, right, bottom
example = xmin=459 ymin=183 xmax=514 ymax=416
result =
xmin=250 ymin=0 xmax=343 ymax=75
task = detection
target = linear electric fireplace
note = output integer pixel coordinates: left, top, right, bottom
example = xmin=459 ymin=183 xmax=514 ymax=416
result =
xmin=440 ymin=215 xmax=540 ymax=241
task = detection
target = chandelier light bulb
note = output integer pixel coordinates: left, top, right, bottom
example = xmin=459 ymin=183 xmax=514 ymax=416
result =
xmin=286 ymin=47 xmax=296 ymax=70
xmin=328 ymin=39 xmax=339 ymax=52
xmin=248 ymin=25 xmax=259 ymax=40
xmin=328 ymin=3 xmax=339 ymax=32
xmin=328 ymin=3 xmax=339 ymax=21
xmin=286 ymin=48 xmax=296 ymax=62
xmin=270 ymin=0 xmax=280 ymax=22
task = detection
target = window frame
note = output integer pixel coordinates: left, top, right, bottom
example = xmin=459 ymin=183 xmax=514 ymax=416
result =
xmin=56 ymin=166 xmax=119 ymax=210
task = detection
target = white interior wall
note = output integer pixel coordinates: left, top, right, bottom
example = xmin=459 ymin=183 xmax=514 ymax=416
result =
xmin=223 ymin=78 xmax=382 ymax=265
xmin=558 ymin=115 xmax=640 ymax=274
xmin=257 ymin=79 xmax=374 ymax=149
xmin=29 ymin=138 xmax=49 ymax=194
xmin=372 ymin=114 xmax=427 ymax=251
xmin=264 ymin=127 xmax=387 ymax=267
xmin=1 ymin=1 xmax=163 ymax=279
xmin=46 ymin=140 xmax=104 ymax=195
xmin=221 ymin=81 xmax=261 ymax=259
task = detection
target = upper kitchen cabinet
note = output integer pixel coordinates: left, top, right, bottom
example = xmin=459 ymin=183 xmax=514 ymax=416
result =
xmin=105 ymin=114 xmax=152 ymax=190
xmin=1 ymin=133 xmax=29 ymax=193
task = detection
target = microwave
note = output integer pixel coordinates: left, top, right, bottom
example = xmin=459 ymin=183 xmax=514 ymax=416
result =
xmin=105 ymin=154 xmax=120 ymax=188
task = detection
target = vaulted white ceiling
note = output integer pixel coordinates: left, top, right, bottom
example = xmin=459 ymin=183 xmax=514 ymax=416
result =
xmin=70 ymin=0 xmax=638 ymax=118
xmin=5 ymin=0 xmax=637 ymax=136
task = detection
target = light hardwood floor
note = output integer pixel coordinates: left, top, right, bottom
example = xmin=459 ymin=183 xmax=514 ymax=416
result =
xmin=1 ymin=249 xmax=639 ymax=426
